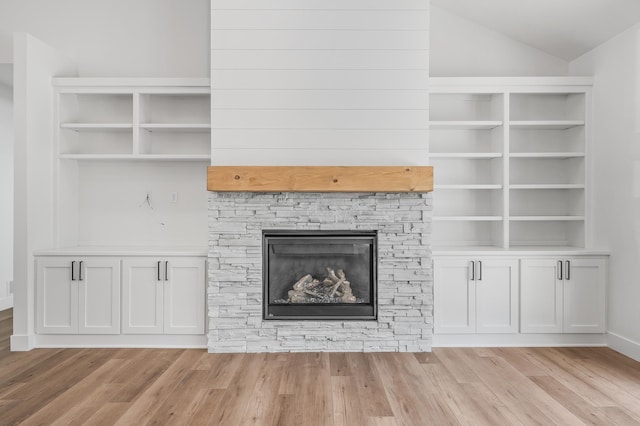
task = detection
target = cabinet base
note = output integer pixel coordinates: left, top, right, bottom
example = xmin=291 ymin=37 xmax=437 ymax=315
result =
xmin=433 ymin=333 xmax=607 ymax=347
xmin=34 ymin=334 xmax=207 ymax=349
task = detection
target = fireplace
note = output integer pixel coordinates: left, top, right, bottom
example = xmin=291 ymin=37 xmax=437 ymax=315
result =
xmin=263 ymin=231 xmax=377 ymax=320
xmin=207 ymin=191 xmax=433 ymax=353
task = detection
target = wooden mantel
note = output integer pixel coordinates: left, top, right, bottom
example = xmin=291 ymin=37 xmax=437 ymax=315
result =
xmin=207 ymin=166 xmax=433 ymax=193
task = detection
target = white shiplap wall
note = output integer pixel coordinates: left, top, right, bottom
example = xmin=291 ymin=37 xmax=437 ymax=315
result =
xmin=210 ymin=0 xmax=429 ymax=166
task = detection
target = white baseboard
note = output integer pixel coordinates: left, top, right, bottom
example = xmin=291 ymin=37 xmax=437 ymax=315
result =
xmin=607 ymin=332 xmax=640 ymax=362
xmin=0 ymin=295 xmax=13 ymax=311
xmin=10 ymin=333 xmax=36 ymax=351
xmin=433 ymin=333 xmax=608 ymax=347
xmin=35 ymin=333 xmax=207 ymax=349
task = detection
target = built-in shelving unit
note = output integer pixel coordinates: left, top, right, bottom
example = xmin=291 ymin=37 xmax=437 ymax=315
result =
xmin=52 ymin=78 xmax=211 ymax=250
xmin=430 ymin=77 xmax=592 ymax=250
xmin=55 ymin=78 xmax=211 ymax=161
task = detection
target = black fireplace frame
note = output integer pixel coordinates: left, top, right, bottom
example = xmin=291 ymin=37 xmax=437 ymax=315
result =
xmin=262 ymin=230 xmax=378 ymax=321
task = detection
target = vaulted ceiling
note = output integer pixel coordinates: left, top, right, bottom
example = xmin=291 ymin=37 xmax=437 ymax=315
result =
xmin=431 ymin=0 xmax=640 ymax=60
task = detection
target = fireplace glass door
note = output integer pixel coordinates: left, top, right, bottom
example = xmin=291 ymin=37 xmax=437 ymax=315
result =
xmin=263 ymin=231 xmax=377 ymax=320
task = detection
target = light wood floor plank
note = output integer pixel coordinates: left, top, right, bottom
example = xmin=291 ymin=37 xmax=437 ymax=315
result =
xmin=0 ymin=310 xmax=640 ymax=425
xmin=114 ymin=349 xmax=202 ymax=425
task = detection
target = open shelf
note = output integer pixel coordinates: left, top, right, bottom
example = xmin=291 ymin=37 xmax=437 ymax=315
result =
xmin=430 ymin=120 xmax=502 ymax=130
xmin=509 ymin=184 xmax=585 ymax=190
xmin=509 ymin=152 xmax=585 ymax=159
xmin=430 ymin=152 xmax=502 ymax=159
xmin=140 ymin=123 xmax=211 ymax=132
xmin=510 ymin=216 xmax=585 ymax=221
xmin=510 ymin=120 xmax=584 ymax=130
xmin=61 ymin=123 xmax=133 ymax=131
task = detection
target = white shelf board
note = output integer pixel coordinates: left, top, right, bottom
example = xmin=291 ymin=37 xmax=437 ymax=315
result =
xmin=431 ymin=153 xmax=502 ymax=159
xmin=59 ymin=154 xmax=211 ymax=161
xmin=510 ymin=120 xmax=584 ymax=130
xmin=509 ymin=152 xmax=585 ymax=159
xmin=140 ymin=123 xmax=211 ymax=132
xmin=433 ymin=216 xmax=503 ymax=222
xmin=509 ymin=216 xmax=585 ymax=221
xmin=430 ymin=120 xmax=502 ymax=130
xmin=60 ymin=123 xmax=133 ymax=131
xmin=435 ymin=184 xmax=502 ymax=190
xmin=509 ymin=184 xmax=585 ymax=190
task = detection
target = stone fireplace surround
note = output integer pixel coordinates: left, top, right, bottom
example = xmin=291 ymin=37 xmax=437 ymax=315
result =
xmin=207 ymin=191 xmax=433 ymax=353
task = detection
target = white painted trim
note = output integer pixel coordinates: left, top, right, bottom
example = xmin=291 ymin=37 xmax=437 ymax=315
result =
xmin=433 ymin=333 xmax=607 ymax=347
xmin=607 ymin=332 xmax=640 ymax=362
xmin=433 ymin=248 xmax=610 ymax=257
xmin=430 ymin=76 xmax=594 ymax=88
xmin=10 ymin=333 xmax=36 ymax=351
xmin=0 ymin=295 xmax=13 ymax=311
xmin=36 ymin=334 xmax=207 ymax=349
xmin=52 ymin=78 xmax=210 ymax=88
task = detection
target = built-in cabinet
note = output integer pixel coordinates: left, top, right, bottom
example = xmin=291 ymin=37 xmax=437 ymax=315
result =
xmin=520 ymin=257 xmax=606 ymax=333
xmin=431 ymin=77 xmax=607 ymax=346
xmin=31 ymin=78 xmax=210 ymax=347
xmin=434 ymin=258 xmax=518 ymax=334
xmin=122 ymin=257 xmax=205 ymax=335
xmin=36 ymin=254 xmax=206 ymax=339
xmin=36 ymin=257 xmax=120 ymax=334
xmin=434 ymin=255 xmax=607 ymax=341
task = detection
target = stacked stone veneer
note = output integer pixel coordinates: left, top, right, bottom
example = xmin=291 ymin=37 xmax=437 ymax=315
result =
xmin=207 ymin=192 xmax=433 ymax=353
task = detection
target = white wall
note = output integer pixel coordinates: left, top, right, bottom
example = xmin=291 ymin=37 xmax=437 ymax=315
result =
xmin=0 ymin=77 xmax=12 ymax=310
xmin=430 ymin=5 xmax=569 ymax=77
xmin=210 ymin=0 xmax=429 ymax=166
xmin=0 ymin=0 xmax=209 ymax=77
xmin=76 ymin=163 xmax=208 ymax=247
xmin=569 ymin=24 xmax=640 ymax=360
xmin=12 ymin=34 xmax=75 ymax=350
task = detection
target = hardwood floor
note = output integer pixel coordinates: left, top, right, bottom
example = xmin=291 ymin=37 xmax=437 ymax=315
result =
xmin=1 ymin=309 xmax=640 ymax=425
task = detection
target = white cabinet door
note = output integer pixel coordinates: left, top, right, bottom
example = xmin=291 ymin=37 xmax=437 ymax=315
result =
xmin=520 ymin=259 xmax=563 ymax=333
xmin=122 ymin=257 xmax=205 ymax=335
xmin=37 ymin=257 xmax=120 ymax=335
xmin=563 ymin=258 xmax=606 ymax=333
xmin=475 ymin=259 xmax=519 ymax=333
xmin=78 ymin=259 xmax=121 ymax=334
xmin=122 ymin=259 xmax=164 ymax=334
xmin=435 ymin=257 xmax=519 ymax=335
xmin=164 ymin=258 xmax=205 ymax=334
xmin=434 ymin=258 xmax=475 ymax=334
xmin=36 ymin=258 xmax=78 ymax=334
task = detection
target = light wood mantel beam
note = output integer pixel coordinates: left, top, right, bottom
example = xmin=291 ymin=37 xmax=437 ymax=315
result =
xmin=207 ymin=166 xmax=433 ymax=193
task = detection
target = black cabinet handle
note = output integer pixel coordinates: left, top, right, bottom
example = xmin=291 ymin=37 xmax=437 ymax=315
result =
xmin=157 ymin=261 xmax=162 ymax=281
xmin=477 ymin=261 xmax=482 ymax=281
xmin=557 ymin=260 xmax=563 ymax=281
xmin=565 ymin=260 xmax=570 ymax=280
xmin=78 ymin=261 xmax=83 ymax=281
xmin=165 ymin=261 xmax=169 ymax=281
xmin=71 ymin=261 xmax=76 ymax=281
xmin=470 ymin=261 xmax=475 ymax=281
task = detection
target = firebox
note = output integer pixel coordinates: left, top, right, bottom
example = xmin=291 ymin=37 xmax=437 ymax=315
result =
xmin=263 ymin=230 xmax=377 ymax=320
